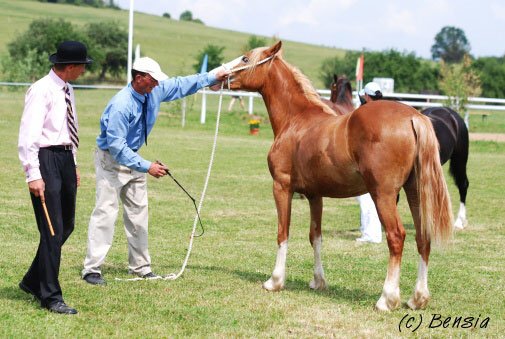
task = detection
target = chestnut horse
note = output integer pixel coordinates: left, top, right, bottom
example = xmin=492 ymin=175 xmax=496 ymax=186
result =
xmin=223 ymin=42 xmax=453 ymax=311
xmin=328 ymin=79 xmax=469 ymax=229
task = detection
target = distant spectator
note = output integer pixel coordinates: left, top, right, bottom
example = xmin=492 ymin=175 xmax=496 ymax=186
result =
xmin=358 ymin=82 xmax=383 ymax=105
xmin=228 ymin=95 xmax=245 ymax=112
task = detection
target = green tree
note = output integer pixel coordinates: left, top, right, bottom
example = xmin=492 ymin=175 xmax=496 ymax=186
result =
xmin=319 ymin=52 xmax=358 ymax=88
xmin=162 ymin=12 xmax=171 ymax=19
xmin=242 ymin=35 xmax=268 ymax=53
xmin=85 ymin=21 xmax=128 ymax=81
xmin=431 ymin=26 xmax=471 ymax=63
xmin=319 ymin=49 xmax=439 ymax=93
xmin=472 ymin=56 xmax=505 ymax=98
xmin=179 ymin=10 xmax=193 ymax=21
xmin=439 ymin=55 xmax=481 ymax=122
xmin=193 ymin=44 xmax=225 ymax=73
xmin=3 ymin=18 xmax=89 ymax=82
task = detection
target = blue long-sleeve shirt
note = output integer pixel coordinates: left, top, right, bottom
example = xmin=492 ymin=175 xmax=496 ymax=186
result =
xmin=96 ymin=72 xmax=217 ymax=172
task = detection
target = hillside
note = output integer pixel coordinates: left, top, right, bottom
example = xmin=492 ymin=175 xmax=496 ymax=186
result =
xmin=0 ymin=0 xmax=347 ymax=88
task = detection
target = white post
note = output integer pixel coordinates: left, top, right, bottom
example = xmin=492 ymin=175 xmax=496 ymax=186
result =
xmin=200 ymin=88 xmax=206 ymax=124
xmin=182 ymin=97 xmax=186 ymax=127
xmin=126 ymin=0 xmax=134 ymax=84
xmin=248 ymin=95 xmax=254 ymax=115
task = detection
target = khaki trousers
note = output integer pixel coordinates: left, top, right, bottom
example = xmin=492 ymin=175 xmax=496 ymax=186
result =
xmin=82 ymin=148 xmax=151 ymax=277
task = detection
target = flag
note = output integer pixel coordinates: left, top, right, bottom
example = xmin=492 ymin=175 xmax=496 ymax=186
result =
xmin=200 ymin=54 xmax=208 ymax=73
xmin=355 ymin=53 xmax=364 ymax=81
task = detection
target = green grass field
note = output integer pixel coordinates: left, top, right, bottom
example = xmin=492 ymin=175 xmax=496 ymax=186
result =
xmin=1 ymin=0 xmax=504 ymax=337
xmin=0 ymin=87 xmax=504 ymax=337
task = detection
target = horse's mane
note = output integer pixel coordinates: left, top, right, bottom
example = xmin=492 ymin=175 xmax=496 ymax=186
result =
xmin=246 ymin=48 xmax=336 ymax=116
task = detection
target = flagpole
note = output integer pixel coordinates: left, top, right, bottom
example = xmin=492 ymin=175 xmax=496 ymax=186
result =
xmin=127 ymin=0 xmax=134 ymax=84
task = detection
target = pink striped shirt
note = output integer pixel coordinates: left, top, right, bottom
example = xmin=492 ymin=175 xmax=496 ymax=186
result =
xmin=18 ymin=69 xmax=78 ymax=182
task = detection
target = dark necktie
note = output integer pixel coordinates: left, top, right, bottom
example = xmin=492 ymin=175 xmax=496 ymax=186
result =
xmin=64 ymin=86 xmax=79 ymax=149
xmin=142 ymin=96 xmax=148 ymax=146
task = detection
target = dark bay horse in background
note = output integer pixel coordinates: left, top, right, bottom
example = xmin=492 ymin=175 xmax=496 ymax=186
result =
xmin=421 ymin=107 xmax=469 ymax=229
xmin=329 ymin=78 xmax=469 ymax=229
xmin=321 ymin=74 xmax=354 ymax=115
xmin=223 ymin=41 xmax=453 ymax=311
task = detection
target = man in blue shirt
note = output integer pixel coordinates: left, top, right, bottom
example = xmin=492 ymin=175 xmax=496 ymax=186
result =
xmin=82 ymin=57 xmax=229 ymax=285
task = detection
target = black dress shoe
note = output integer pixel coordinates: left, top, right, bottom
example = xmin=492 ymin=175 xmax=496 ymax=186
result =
xmin=19 ymin=281 xmax=41 ymax=302
xmin=83 ymin=273 xmax=106 ymax=285
xmin=47 ymin=301 xmax=78 ymax=314
xmin=142 ymin=272 xmax=160 ymax=279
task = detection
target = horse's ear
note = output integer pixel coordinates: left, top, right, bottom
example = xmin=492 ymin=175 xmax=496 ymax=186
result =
xmin=268 ymin=41 xmax=282 ymax=56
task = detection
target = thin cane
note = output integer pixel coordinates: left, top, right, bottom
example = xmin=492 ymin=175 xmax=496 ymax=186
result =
xmin=156 ymin=161 xmax=204 ymax=237
xmin=41 ymin=196 xmax=55 ymax=237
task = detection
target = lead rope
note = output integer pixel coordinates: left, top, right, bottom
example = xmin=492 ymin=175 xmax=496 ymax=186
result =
xmin=116 ymin=81 xmax=226 ymax=282
xmin=162 ymin=80 xmax=226 ymax=280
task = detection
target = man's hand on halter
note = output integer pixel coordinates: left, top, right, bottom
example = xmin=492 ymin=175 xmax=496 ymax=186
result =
xmin=208 ymin=67 xmax=231 ymax=91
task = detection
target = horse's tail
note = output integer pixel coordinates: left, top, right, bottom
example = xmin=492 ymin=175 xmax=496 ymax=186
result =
xmin=412 ymin=115 xmax=454 ymax=245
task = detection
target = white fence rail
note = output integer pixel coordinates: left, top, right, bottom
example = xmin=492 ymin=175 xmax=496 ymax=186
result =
xmin=2 ymin=82 xmax=504 ymax=122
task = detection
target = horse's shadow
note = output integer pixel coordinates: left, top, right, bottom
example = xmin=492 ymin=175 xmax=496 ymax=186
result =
xmin=183 ymin=264 xmax=379 ymax=305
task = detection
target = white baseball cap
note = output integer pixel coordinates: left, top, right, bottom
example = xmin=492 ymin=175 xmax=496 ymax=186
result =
xmin=359 ymin=82 xmax=382 ymax=97
xmin=132 ymin=57 xmax=168 ymax=81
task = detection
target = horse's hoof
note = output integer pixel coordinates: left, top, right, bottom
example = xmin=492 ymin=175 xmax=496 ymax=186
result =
xmin=375 ymin=294 xmax=400 ymax=312
xmin=309 ymin=278 xmax=327 ymax=290
xmin=407 ymin=293 xmax=430 ymax=310
xmin=263 ymin=278 xmax=283 ymax=291
xmin=454 ymin=218 xmax=467 ymax=230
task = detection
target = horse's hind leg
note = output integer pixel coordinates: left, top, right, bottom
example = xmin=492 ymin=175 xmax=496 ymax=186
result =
xmin=263 ymin=181 xmax=292 ymax=292
xmin=308 ymin=196 xmax=327 ymax=290
xmin=373 ymin=193 xmax=405 ymax=312
xmin=450 ymin=153 xmax=469 ymax=229
xmin=404 ymin=177 xmax=431 ymax=310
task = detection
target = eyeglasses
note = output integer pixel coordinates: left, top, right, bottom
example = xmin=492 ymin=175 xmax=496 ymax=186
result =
xmin=142 ymin=73 xmax=158 ymax=83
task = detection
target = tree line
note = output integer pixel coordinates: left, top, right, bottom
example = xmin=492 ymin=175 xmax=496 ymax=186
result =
xmin=1 ymin=19 xmax=504 ymax=100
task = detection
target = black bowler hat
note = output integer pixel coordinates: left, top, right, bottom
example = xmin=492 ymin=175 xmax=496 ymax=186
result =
xmin=49 ymin=41 xmax=93 ymax=64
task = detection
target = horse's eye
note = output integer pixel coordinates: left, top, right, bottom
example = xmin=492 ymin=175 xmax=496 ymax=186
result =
xmin=242 ymin=56 xmax=249 ymax=63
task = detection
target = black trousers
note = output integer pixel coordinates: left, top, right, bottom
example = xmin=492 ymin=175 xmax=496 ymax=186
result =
xmin=21 ymin=147 xmax=77 ymax=307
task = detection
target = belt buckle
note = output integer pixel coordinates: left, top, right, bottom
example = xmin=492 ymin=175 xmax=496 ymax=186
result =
xmin=64 ymin=145 xmax=73 ymax=151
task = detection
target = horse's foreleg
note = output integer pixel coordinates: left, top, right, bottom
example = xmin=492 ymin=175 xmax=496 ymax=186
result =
xmin=308 ymin=196 xmax=326 ymax=290
xmin=263 ymin=181 xmax=292 ymax=292
xmin=374 ymin=195 xmax=405 ymax=312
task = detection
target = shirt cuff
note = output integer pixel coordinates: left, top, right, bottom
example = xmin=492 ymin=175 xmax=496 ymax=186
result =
xmin=26 ymin=168 xmax=42 ymax=183
xmin=139 ymin=159 xmax=152 ymax=173
xmin=207 ymin=73 xmax=218 ymax=85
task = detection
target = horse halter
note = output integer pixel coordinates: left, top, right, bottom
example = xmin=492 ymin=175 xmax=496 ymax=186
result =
xmin=229 ymin=54 xmax=275 ymax=73
xmin=215 ymin=54 xmax=275 ymax=90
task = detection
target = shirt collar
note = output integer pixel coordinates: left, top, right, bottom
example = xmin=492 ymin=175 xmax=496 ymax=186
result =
xmin=49 ymin=69 xmax=67 ymax=90
xmin=128 ymin=83 xmax=148 ymax=103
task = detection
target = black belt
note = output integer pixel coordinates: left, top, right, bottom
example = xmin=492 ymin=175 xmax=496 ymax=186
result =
xmin=43 ymin=145 xmax=73 ymax=151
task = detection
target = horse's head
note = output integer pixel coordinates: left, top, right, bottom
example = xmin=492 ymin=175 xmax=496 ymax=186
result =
xmin=218 ymin=41 xmax=282 ymax=92
xmin=330 ymin=75 xmax=353 ymax=107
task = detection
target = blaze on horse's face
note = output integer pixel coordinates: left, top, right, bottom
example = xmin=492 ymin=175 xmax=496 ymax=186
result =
xmin=227 ymin=41 xmax=282 ymax=92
